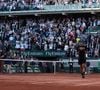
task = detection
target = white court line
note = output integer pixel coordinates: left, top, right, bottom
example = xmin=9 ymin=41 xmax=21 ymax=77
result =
xmin=31 ymin=82 xmax=54 ymax=85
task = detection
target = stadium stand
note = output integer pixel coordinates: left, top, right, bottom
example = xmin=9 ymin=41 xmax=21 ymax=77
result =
xmin=0 ymin=15 xmax=100 ymax=59
xmin=0 ymin=0 xmax=100 ymax=11
xmin=0 ymin=0 xmax=100 ymax=74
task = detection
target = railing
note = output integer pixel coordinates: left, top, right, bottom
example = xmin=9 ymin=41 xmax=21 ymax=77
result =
xmin=0 ymin=59 xmax=100 ymax=74
xmin=0 ymin=4 xmax=100 ymax=15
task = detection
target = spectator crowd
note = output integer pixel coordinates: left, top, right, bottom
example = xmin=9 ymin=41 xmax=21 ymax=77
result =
xmin=0 ymin=15 xmax=100 ymax=59
xmin=0 ymin=0 xmax=100 ymax=74
xmin=0 ymin=0 xmax=100 ymax=11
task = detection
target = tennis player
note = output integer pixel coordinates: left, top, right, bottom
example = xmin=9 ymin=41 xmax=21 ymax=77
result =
xmin=77 ymin=41 xmax=87 ymax=78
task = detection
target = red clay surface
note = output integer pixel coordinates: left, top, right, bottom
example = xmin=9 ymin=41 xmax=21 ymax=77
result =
xmin=0 ymin=73 xmax=100 ymax=90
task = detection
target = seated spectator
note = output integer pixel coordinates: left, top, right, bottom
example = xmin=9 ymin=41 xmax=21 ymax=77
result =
xmin=0 ymin=15 xmax=100 ymax=59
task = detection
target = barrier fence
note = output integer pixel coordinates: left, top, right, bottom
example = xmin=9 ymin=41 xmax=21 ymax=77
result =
xmin=0 ymin=59 xmax=100 ymax=74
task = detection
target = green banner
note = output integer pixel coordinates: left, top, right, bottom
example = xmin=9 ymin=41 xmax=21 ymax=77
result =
xmin=21 ymin=51 xmax=66 ymax=57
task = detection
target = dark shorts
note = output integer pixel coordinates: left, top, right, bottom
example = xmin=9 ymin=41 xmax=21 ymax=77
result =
xmin=78 ymin=57 xmax=86 ymax=65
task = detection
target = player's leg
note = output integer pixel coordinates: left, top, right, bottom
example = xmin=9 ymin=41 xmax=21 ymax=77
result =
xmin=78 ymin=60 xmax=83 ymax=74
xmin=82 ymin=63 xmax=86 ymax=73
xmin=80 ymin=64 xmax=83 ymax=73
xmin=81 ymin=63 xmax=86 ymax=78
xmin=78 ymin=59 xmax=85 ymax=78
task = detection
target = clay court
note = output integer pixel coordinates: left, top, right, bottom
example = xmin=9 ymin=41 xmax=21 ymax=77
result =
xmin=0 ymin=73 xmax=100 ymax=90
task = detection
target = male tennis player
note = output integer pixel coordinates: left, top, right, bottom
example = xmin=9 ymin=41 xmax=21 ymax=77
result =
xmin=77 ymin=41 xmax=87 ymax=78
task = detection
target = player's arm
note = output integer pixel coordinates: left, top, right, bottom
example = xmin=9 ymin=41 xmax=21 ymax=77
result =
xmin=75 ymin=44 xmax=79 ymax=57
xmin=85 ymin=45 xmax=88 ymax=57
